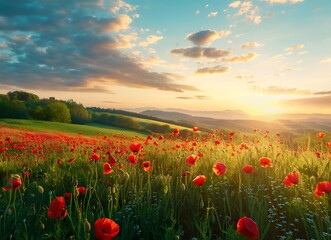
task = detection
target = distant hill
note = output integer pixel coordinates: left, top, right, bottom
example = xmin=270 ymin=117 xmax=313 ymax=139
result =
xmin=126 ymin=107 xmax=251 ymax=120
xmin=141 ymin=110 xmax=331 ymax=133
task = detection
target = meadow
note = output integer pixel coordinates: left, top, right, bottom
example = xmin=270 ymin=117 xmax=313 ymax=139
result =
xmin=0 ymin=122 xmax=330 ymax=240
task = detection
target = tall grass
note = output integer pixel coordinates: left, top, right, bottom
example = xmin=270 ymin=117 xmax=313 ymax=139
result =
xmin=0 ymin=127 xmax=330 ymax=239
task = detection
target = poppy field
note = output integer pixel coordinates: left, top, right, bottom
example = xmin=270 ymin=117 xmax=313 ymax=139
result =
xmin=0 ymin=126 xmax=330 ymax=240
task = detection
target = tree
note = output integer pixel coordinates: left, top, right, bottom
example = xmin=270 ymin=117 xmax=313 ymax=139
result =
xmin=42 ymin=101 xmax=71 ymax=123
xmin=7 ymin=91 xmax=39 ymax=101
xmin=66 ymin=101 xmax=91 ymax=124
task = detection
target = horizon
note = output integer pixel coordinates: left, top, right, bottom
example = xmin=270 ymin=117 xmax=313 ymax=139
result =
xmin=1 ymin=0 xmax=331 ymax=116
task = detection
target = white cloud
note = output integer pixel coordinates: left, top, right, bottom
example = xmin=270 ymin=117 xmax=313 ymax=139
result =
xmin=285 ymin=44 xmax=304 ymax=51
xmin=208 ymin=12 xmax=218 ymax=18
xmin=240 ymin=42 xmax=261 ymax=49
xmin=229 ymin=1 xmax=241 ymax=8
xmin=237 ymin=1 xmax=252 ymax=16
xmin=139 ymin=35 xmax=163 ymax=47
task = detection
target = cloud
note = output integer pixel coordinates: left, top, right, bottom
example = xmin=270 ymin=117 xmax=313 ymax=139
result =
xmin=236 ymin=1 xmax=253 ymax=16
xmin=250 ymin=86 xmax=311 ymax=95
xmin=235 ymin=75 xmax=253 ymax=79
xmin=0 ymin=0 xmax=197 ymax=93
xmin=177 ymin=95 xmax=210 ymax=100
xmin=109 ymin=0 xmax=137 ymax=14
xmin=139 ymin=35 xmax=163 ymax=47
xmin=186 ymin=30 xmax=231 ymax=45
xmin=279 ymin=95 xmax=331 ymax=109
xmin=222 ymin=52 xmax=257 ymax=62
xmin=240 ymin=42 xmax=261 ymax=48
xmin=171 ymin=47 xmax=231 ymax=58
xmin=266 ymin=0 xmax=304 ymax=4
xmin=102 ymin=14 xmax=132 ymax=32
xmin=320 ymin=58 xmax=331 ymax=63
xmin=208 ymin=12 xmax=218 ymax=18
xmin=285 ymin=44 xmax=304 ymax=51
xmin=229 ymin=1 xmax=241 ymax=8
xmin=313 ymin=91 xmax=331 ymax=95
xmin=195 ymin=66 xmax=230 ymax=74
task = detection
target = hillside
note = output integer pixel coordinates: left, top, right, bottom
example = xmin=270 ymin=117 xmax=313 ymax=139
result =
xmin=141 ymin=110 xmax=331 ymax=133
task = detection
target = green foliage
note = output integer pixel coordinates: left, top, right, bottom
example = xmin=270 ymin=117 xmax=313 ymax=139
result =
xmin=66 ymin=100 xmax=92 ymax=124
xmin=92 ymin=112 xmax=144 ymax=131
xmin=7 ymin=90 xmax=39 ymax=101
xmin=41 ymin=101 xmax=71 ymax=123
xmin=146 ymin=123 xmax=172 ymax=134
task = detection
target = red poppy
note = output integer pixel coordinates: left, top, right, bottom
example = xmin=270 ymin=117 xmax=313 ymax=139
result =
xmin=193 ymin=127 xmax=199 ymax=132
xmin=283 ymin=172 xmax=299 ymax=187
xmin=326 ymin=141 xmax=331 ymax=148
xmin=77 ymin=187 xmax=86 ymax=195
xmin=242 ymin=165 xmax=254 ymax=174
xmin=3 ymin=174 xmax=22 ymax=191
xmin=94 ymin=218 xmax=120 ymax=240
xmin=128 ymin=154 xmax=137 ymax=164
xmin=24 ymin=171 xmax=31 ymax=177
xmin=316 ymin=132 xmax=326 ymax=138
xmin=182 ymin=171 xmax=190 ymax=177
xmin=314 ymin=181 xmax=331 ymax=197
xmin=237 ymin=216 xmax=260 ymax=239
xmin=193 ymin=175 xmax=206 ymax=186
xmin=104 ymin=163 xmax=113 ymax=175
xmin=48 ymin=196 xmax=68 ymax=220
xmin=259 ymin=157 xmax=272 ymax=168
xmin=129 ymin=143 xmax=142 ymax=153
xmin=212 ymin=162 xmax=227 ymax=176
xmin=90 ymin=153 xmax=100 ymax=161
xmin=186 ymin=155 xmax=198 ymax=166
xmin=173 ymin=128 xmax=179 ymax=136
xmin=142 ymin=161 xmax=153 ymax=172
xmin=108 ymin=154 xmax=117 ymax=166
xmin=64 ymin=192 xmax=72 ymax=199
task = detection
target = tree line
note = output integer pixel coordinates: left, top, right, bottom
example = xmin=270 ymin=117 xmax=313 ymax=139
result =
xmin=0 ymin=91 xmax=91 ymax=124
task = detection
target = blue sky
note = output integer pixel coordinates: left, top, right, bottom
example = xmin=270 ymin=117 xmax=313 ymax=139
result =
xmin=0 ymin=0 xmax=330 ymax=115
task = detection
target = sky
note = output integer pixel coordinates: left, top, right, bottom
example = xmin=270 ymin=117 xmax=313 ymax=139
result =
xmin=0 ymin=0 xmax=331 ymax=116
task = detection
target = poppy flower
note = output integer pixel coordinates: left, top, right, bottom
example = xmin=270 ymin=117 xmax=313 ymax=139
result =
xmin=213 ymin=162 xmax=227 ymax=176
xmin=237 ymin=216 xmax=260 ymax=239
xmin=103 ymin=163 xmax=113 ymax=175
xmin=326 ymin=141 xmax=331 ymax=148
xmin=3 ymin=174 xmax=22 ymax=191
xmin=94 ymin=218 xmax=120 ymax=240
xmin=128 ymin=154 xmax=137 ymax=164
xmin=314 ymin=181 xmax=331 ymax=197
xmin=108 ymin=154 xmax=117 ymax=166
xmin=48 ymin=196 xmax=68 ymax=220
xmin=259 ymin=157 xmax=272 ymax=168
xmin=283 ymin=172 xmax=299 ymax=187
xmin=193 ymin=175 xmax=206 ymax=186
xmin=90 ymin=153 xmax=100 ymax=161
xmin=186 ymin=155 xmax=198 ymax=166
xmin=64 ymin=192 xmax=72 ymax=199
xmin=193 ymin=127 xmax=199 ymax=132
xmin=316 ymin=132 xmax=326 ymax=138
xmin=182 ymin=171 xmax=190 ymax=177
xmin=77 ymin=187 xmax=86 ymax=195
xmin=173 ymin=128 xmax=179 ymax=136
xmin=129 ymin=143 xmax=142 ymax=153
xmin=242 ymin=165 xmax=254 ymax=174
xmin=142 ymin=161 xmax=153 ymax=172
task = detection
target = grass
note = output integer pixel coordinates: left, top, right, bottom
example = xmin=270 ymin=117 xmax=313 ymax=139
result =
xmin=0 ymin=124 xmax=330 ymax=239
xmin=0 ymin=118 xmax=148 ymax=138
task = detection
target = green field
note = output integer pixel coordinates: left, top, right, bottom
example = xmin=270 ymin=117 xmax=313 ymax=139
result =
xmin=0 ymin=118 xmax=149 ymax=138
